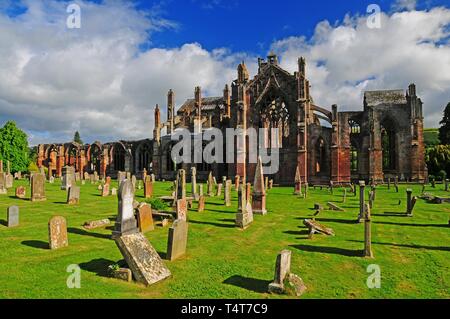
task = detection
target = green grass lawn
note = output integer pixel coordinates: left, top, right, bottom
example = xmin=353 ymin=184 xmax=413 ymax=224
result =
xmin=0 ymin=179 xmax=449 ymax=299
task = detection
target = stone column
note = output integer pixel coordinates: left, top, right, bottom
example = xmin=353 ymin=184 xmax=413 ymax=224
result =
xmin=358 ymin=181 xmax=365 ymax=222
xmin=191 ymin=167 xmax=197 ymax=199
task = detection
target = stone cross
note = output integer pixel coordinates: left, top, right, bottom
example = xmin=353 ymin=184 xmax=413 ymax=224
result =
xmin=67 ymin=186 xmax=80 ymax=205
xmin=166 ymin=219 xmax=188 ymax=261
xmin=363 ymin=204 xmax=374 ymax=258
xmin=7 ymin=206 xmax=19 ymax=227
xmin=191 ymin=167 xmax=197 ymax=199
xmin=252 ymin=156 xmax=267 ymax=215
xmin=358 ymin=181 xmax=365 ymax=222
xmin=48 ymin=216 xmax=68 ymax=250
xmin=112 ymin=180 xmax=138 ymax=238
xmin=137 ymin=203 xmax=154 ymax=233
xmin=31 ymin=173 xmax=46 ymax=202
xmin=144 ymin=175 xmax=153 ymax=199
xmin=294 ymin=165 xmax=302 ymax=195
xmin=224 ymin=180 xmax=231 ymax=207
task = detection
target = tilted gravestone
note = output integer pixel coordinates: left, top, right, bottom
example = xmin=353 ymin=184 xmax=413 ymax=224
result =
xmin=268 ymin=250 xmax=307 ymax=296
xmin=327 ymin=202 xmax=344 ymax=211
xmin=137 ymin=203 xmax=154 ymax=233
xmin=7 ymin=206 xmax=19 ymax=227
xmin=112 ymin=180 xmax=138 ymax=238
xmin=31 ymin=173 xmax=46 ymax=202
xmin=115 ymin=232 xmax=171 ymax=286
xmin=48 ymin=216 xmax=68 ymax=250
xmin=83 ymin=219 xmax=110 ymax=230
xmin=67 ymin=186 xmax=80 ymax=205
xmin=303 ymin=219 xmax=335 ymax=239
xmin=252 ymin=156 xmax=267 ymax=215
xmin=15 ymin=186 xmax=26 ymax=199
xmin=166 ymin=219 xmax=188 ymax=261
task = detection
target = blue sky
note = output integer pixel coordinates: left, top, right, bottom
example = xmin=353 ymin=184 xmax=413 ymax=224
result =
xmin=0 ymin=0 xmax=449 ymax=144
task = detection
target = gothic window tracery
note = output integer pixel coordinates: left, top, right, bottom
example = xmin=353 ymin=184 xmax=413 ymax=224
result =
xmin=260 ymin=94 xmax=290 ymax=148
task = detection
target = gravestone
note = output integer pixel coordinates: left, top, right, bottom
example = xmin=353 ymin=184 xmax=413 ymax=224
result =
xmin=224 ymin=180 xmax=232 ymax=207
xmin=252 ymin=156 xmax=267 ymax=215
xmin=342 ymin=188 xmax=347 ymax=203
xmin=137 ymin=203 xmax=154 ymax=233
xmin=199 ymin=184 xmax=203 ymax=197
xmin=191 ymin=167 xmax=197 ymax=199
xmin=445 ymin=179 xmax=449 ymax=192
xmin=84 ymin=172 xmax=90 ymax=180
xmin=176 ymin=198 xmax=187 ymax=221
xmin=83 ymin=219 xmax=110 ymax=230
xmin=102 ymin=183 xmax=110 ymax=197
xmin=144 ymin=176 xmax=153 ymax=199
xmin=207 ymin=172 xmax=214 ymax=196
xmin=303 ymin=219 xmax=335 ymax=239
xmin=371 ymin=185 xmax=377 ymax=201
xmin=5 ymin=174 xmax=13 ymax=189
xmin=387 ymin=177 xmax=391 ymax=190
xmin=166 ymin=219 xmax=188 ymax=261
xmin=246 ymin=183 xmax=252 ymax=203
xmin=304 ymin=182 xmax=309 ymax=199
xmin=49 ymin=176 xmax=55 ymax=184
xmin=48 ymin=216 xmax=68 ymax=250
xmin=198 ymin=195 xmax=205 ymax=212
xmin=406 ymin=189 xmax=417 ymax=217
xmin=177 ymin=169 xmax=186 ymax=199
xmin=236 ymin=184 xmax=253 ymax=229
xmin=368 ymin=191 xmax=374 ymax=209
xmin=294 ymin=165 xmax=302 ymax=195
xmin=216 ymin=183 xmax=222 ymax=197
xmin=329 ymin=181 xmax=334 ymax=194
xmin=268 ymin=250 xmax=306 ymax=296
xmin=111 ymin=188 xmax=117 ymax=196
xmin=117 ymin=171 xmax=126 ymax=185
xmin=269 ymin=179 xmax=273 ymax=189
xmin=15 ymin=186 xmax=26 ymax=199
xmin=66 ymin=186 xmax=80 ymax=205
xmin=0 ymin=172 xmax=7 ymax=194
xmin=131 ymin=175 xmax=137 ymax=189
xmin=358 ymin=181 xmax=365 ymax=222
xmin=363 ymin=204 xmax=374 ymax=258
xmin=106 ymin=176 xmax=111 ymax=185
xmin=265 ymin=177 xmax=269 ymax=191
xmin=327 ymin=202 xmax=344 ymax=211
xmin=314 ymin=203 xmax=324 ymax=211
xmin=234 ymin=175 xmax=240 ymax=190
xmin=112 ymin=180 xmax=138 ymax=238
xmin=431 ymin=178 xmax=436 ymax=188
xmin=151 ymin=174 xmax=155 ymax=183
xmin=7 ymin=206 xmax=19 ymax=227
xmin=74 ymin=172 xmax=80 ymax=182
xmin=114 ymin=232 xmax=171 ymax=286
xmin=31 ymin=173 xmax=46 ymax=202
xmin=61 ymin=166 xmax=75 ymax=190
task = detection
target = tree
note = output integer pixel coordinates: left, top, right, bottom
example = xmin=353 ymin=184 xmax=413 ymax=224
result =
xmin=0 ymin=121 xmax=30 ymax=173
xmin=74 ymin=131 xmax=83 ymax=145
xmin=438 ymin=102 xmax=450 ymax=145
xmin=425 ymin=145 xmax=450 ymax=179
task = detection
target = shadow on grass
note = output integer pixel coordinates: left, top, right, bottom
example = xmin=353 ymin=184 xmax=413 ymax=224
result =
xmin=0 ymin=219 xmax=7 ymax=226
xmin=67 ymin=227 xmax=111 ymax=240
xmin=205 ymin=208 xmax=235 ymax=214
xmin=290 ymin=244 xmax=362 ymax=257
xmin=348 ymin=240 xmax=450 ymax=252
xmin=315 ymin=218 xmax=358 ymax=225
xmin=223 ymin=275 xmax=270 ymax=293
xmin=157 ymin=251 xmax=167 ymax=259
xmin=21 ymin=240 xmax=48 ymax=250
xmin=371 ymin=212 xmax=407 ymax=217
xmin=53 ymin=201 xmax=68 ymax=205
xmin=218 ymin=218 xmax=235 ymax=223
xmin=8 ymin=196 xmax=28 ymax=201
xmin=283 ymin=229 xmax=310 ymax=236
xmin=79 ymin=258 xmax=117 ymax=277
xmin=189 ymin=219 xmax=235 ymax=228
xmin=374 ymin=221 xmax=448 ymax=228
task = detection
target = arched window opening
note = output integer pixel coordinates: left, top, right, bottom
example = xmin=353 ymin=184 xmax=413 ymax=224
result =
xmin=113 ymin=145 xmax=125 ymax=171
xmin=315 ymin=138 xmax=326 ymax=174
xmin=381 ymin=125 xmax=396 ymax=171
xmin=349 ymin=120 xmax=361 ymax=173
xmin=90 ymin=144 xmax=102 ymax=173
xmin=260 ymin=94 xmax=289 ymax=149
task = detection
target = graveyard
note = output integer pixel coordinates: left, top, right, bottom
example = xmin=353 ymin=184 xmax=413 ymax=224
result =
xmin=0 ymin=175 xmax=448 ymax=299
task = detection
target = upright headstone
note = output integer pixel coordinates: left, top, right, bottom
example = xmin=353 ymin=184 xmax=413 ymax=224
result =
xmin=143 ymin=175 xmax=153 ymax=199
xmin=294 ymin=165 xmax=302 ymax=195
xmin=191 ymin=167 xmax=198 ymax=199
xmin=61 ymin=166 xmax=75 ymax=190
xmin=111 ymin=187 xmax=117 ymax=196
xmin=252 ymin=156 xmax=267 ymax=215
xmin=246 ymin=183 xmax=252 ymax=203
xmin=268 ymin=250 xmax=307 ymax=296
xmin=363 ymin=204 xmax=374 ymax=258
xmin=5 ymin=173 xmax=13 ymax=189
xmin=224 ymin=180 xmax=232 ymax=207
xmin=117 ymin=171 xmax=126 ymax=185
xmin=84 ymin=172 xmax=90 ymax=181
xmin=66 ymin=186 xmax=80 ymax=205
xmin=199 ymin=184 xmax=204 ymax=197
xmin=216 ymin=183 xmax=222 ymax=197
xmin=131 ymin=175 xmax=137 ymax=189
xmin=166 ymin=219 xmax=188 ymax=261
xmin=177 ymin=169 xmax=186 ymax=199
xmin=342 ymin=188 xmax=347 ymax=203
xmin=387 ymin=177 xmax=391 ymax=190
xmin=234 ymin=175 xmax=240 ymax=190
xmin=304 ymin=182 xmax=309 ymax=198
xmin=48 ymin=216 xmax=68 ymax=250
xmin=31 ymin=173 xmax=46 ymax=202
xmin=269 ymin=179 xmax=273 ymax=189
xmin=265 ymin=177 xmax=269 ymax=191
xmin=236 ymin=184 xmax=253 ymax=229
xmin=445 ymin=179 xmax=449 ymax=192
xmin=7 ymin=206 xmax=19 ymax=227
xmin=358 ymin=181 xmax=365 ymax=222
xmin=176 ymin=198 xmax=187 ymax=221
xmin=101 ymin=183 xmax=110 ymax=197
xmin=137 ymin=203 xmax=154 ymax=233
xmin=368 ymin=191 xmax=374 ymax=209
xmin=207 ymin=171 xmax=214 ymax=196
xmin=198 ymin=195 xmax=205 ymax=212
xmin=0 ymin=172 xmax=7 ymax=194
xmin=406 ymin=188 xmax=414 ymax=217
xmin=112 ymin=180 xmax=138 ymax=238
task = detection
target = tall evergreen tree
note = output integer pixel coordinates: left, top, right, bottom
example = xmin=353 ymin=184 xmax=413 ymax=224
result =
xmin=74 ymin=131 xmax=83 ymax=145
xmin=438 ymin=102 xmax=450 ymax=145
xmin=0 ymin=121 xmax=30 ymax=172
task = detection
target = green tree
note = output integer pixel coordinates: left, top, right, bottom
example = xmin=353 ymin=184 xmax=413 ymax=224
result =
xmin=438 ymin=102 xmax=450 ymax=145
xmin=425 ymin=145 xmax=450 ymax=179
xmin=0 ymin=121 xmax=30 ymax=173
xmin=74 ymin=131 xmax=83 ymax=145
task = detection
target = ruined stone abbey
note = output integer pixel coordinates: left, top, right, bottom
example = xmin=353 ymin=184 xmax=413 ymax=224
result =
xmin=37 ymin=54 xmax=428 ymax=184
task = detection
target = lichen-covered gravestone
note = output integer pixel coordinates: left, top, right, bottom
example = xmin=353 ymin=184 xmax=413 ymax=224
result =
xmin=31 ymin=173 xmax=46 ymax=202
xmin=15 ymin=186 xmax=26 ymax=199
xmin=268 ymin=250 xmax=307 ymax=296
xmin=48 ymin=216 xmax=68 ymax=250
xmin=112 ymin=180 xmax=138 ymax=238
xmin=61 ymin=166 xmax=75 ymax=190
xmin=198 ymin=195 xmax=205 ymax=212
xmin=176 ymin=198 xmax=187 ymax=221
xmin=235 ymin=185 xmax=253 ymax=229
xmin=144 ymin=176 xmax=153 ymax=199
xmin=66 ymin=186 xmax=80 ymax=205
xmin=166 ymin=219 xmax=188 ymax=261
xmin=137 ymin=203 xmax=154 ymax=233
xmin=224 ymin=180 xmax=232 ymax=207
xmin=7 ymin=206 xmax=19 ymax=227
